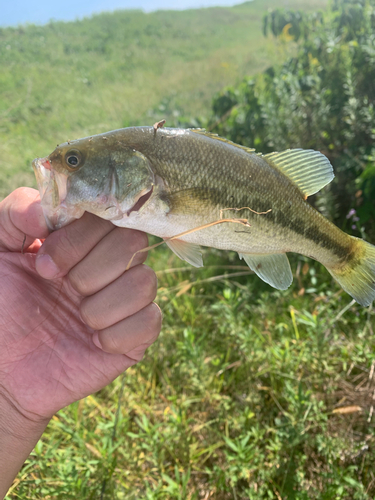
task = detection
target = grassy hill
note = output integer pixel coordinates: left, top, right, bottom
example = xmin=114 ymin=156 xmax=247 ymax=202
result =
xmin=0 ymin=0 xmax=328 ymax=198
xmin=5 ymin=2 xmax=375 ymax=499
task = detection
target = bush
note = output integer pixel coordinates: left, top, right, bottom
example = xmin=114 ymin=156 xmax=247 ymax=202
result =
xmin=209 ymin=0 xmax=375 ymax=239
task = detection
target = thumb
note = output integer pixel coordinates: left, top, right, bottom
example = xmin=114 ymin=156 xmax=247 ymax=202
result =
xmin=0 ymin=187 xmax=49 ymax=253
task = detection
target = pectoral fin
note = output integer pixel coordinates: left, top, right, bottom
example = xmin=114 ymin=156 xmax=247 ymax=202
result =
xmin=239 ymin=252 xmax=293 ymax=290
xmin=165 ymin=238 xmax=204 ymax=268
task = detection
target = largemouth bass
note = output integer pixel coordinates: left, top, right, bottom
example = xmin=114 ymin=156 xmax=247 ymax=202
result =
xmin=32 ymin=126 xmax=375 ymax=306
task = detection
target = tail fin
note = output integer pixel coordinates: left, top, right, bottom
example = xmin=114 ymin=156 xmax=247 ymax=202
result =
xmin=328 ymin=237 xmax=375 ymax=306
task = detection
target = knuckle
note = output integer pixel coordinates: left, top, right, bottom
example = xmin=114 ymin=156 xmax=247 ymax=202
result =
xmin=100 ymin=331 xmax=121 ymax=354
xmin=80 ymin=300 xmax=103 ymax=330
xmin=68 ymin=268 xmax=92 ymax=296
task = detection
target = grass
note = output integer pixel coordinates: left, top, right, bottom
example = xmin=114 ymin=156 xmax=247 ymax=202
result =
xmin=4 ymin=0 xmax=375 ymax=498
xmin=0 ymin=0 xmax=328 ymax=199
xmin=7 ymin=247 xmax=375 ymax=498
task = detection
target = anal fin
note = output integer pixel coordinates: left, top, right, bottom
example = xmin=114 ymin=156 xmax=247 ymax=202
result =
xmin=239 ymin=252 xmax=293 ymax=290
xmin=165 ymin=238 xmax=204 ymax=268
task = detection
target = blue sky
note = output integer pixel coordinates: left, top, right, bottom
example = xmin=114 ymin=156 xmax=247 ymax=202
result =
xmin=1 ymin=0 xmax=242 ymax=27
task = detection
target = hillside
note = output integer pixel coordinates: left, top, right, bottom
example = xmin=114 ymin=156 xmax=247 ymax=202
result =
xmin=0 ymin=0 xmax=328 ymax=198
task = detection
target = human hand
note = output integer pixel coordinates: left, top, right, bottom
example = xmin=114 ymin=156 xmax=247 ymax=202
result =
xmin=0 ymin=187 xmax=162 ymax=496
xmin=0 ymin=187 xmax=161 ymax=423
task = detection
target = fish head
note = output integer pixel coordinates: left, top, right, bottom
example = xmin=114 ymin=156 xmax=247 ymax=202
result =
xmin=33 ymin=133 xmax=155 ymax=230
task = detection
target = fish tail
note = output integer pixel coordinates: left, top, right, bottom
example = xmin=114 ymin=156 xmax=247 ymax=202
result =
xmin=327 ymin=237 xmax=375 ymax=306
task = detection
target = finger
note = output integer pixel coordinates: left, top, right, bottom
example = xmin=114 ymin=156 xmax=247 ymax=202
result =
xmin=92 ymin=302 xmax=162 ymax=356
xmin=35 ymin=213 xmax=114 ymax=279
xmin=0 ymin=188 xmax=49 ymax=252
xmin=68 ymin=227 xmax=148 ymax=296
xmin=80 ymin=265 xmax=157 ymax=330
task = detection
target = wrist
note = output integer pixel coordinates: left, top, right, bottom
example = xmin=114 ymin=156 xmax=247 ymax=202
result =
xmin=0 ymin=390 xmax=50 ymax=498
xmin=0 ymin=388 xmax=50 ymax=436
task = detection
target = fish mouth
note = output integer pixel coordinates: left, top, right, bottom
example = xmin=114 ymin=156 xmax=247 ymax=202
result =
xmin=32 ymin=157 xmax=52 ymax=202
xmin=32 ymin=156 xmax=80 ymax=231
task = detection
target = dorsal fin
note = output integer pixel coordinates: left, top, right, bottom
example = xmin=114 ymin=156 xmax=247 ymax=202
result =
xmin=190 ymin=129 xmax=256 ymax=155
xmin=263 ymin=149 xmax=334 ymax=198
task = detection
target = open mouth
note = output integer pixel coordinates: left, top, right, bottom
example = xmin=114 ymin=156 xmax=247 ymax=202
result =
xmin=32 ymin=157 xmax=53 ymax=201
xmin=32 ymin=156 xmax=74 ymax=231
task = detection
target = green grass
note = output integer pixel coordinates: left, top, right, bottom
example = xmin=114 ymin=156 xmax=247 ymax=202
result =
xmin=4 ymin=0 xmax=375 ymax=498
xmin=7 ymin=247 xmax=375 ymax=499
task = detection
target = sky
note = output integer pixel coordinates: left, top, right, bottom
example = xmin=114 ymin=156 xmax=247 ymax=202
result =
xmin=1 ymin=0 xmax=243 ymax=27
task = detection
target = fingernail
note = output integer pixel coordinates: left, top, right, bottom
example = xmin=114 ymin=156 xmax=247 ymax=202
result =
xmin=35 ymin=254 xmax=60 ymax=279
xmin=92 ymin=332 xmax=102 ymax=350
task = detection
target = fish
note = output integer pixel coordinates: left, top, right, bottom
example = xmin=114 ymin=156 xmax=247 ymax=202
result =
xmin=32 ymin=126 xmax=375 ymax=306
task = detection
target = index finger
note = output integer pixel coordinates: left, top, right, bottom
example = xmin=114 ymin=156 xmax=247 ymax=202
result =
xmin=35 ymin=213 xmax=115 ymax=279
xmin=35 ymin=214 xmax=149 ymax=280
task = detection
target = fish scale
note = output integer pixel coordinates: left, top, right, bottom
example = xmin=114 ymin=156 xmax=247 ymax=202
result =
xmin=32 ymin=126 xmax=375 ymax=306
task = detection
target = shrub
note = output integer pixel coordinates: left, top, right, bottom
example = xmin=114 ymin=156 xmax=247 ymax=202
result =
xmin=209 ymin=0 xmax=375 ymax=239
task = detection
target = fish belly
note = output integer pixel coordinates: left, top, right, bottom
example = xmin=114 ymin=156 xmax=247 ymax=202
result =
xmin=112 ymin=199 xmax=351 ymax=269
xmin=112 ymin=199 xmax=278 ymax=254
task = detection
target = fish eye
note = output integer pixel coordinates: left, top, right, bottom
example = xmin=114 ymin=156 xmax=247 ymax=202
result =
xmin=65 ymin=150 xmax=82 ymax=169
xmin=67 ymin=155 xmax=79 ymax=166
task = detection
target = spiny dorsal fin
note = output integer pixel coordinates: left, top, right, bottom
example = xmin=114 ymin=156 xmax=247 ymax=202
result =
xmin=190 ymin=129 xmax=256 ymax=155
xmin=263 ymin=149 xmax=334 ymax=198
xmin=238 ymin=252 xmax=293 ymax=290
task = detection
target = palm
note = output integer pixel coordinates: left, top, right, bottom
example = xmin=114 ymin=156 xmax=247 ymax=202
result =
xmin=0 ymin=189 xmax=160 ymax=493
xmin=0 ymin=252 xmax=132 ymax=419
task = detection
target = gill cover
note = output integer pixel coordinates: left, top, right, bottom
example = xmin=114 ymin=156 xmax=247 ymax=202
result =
xmin=34 ymin=136 xmax=155 ymax=230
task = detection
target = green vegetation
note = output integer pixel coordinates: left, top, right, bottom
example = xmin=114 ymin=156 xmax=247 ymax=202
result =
xmin=210 ymin=0 xmax=375 ymax=239
xmin=8 ymin=250 xmax=375 ymax=499
xmin=0 ymin=0 xmax=327 ymax=198
xmin=3 ymin=0 xmax=375 ymax=498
